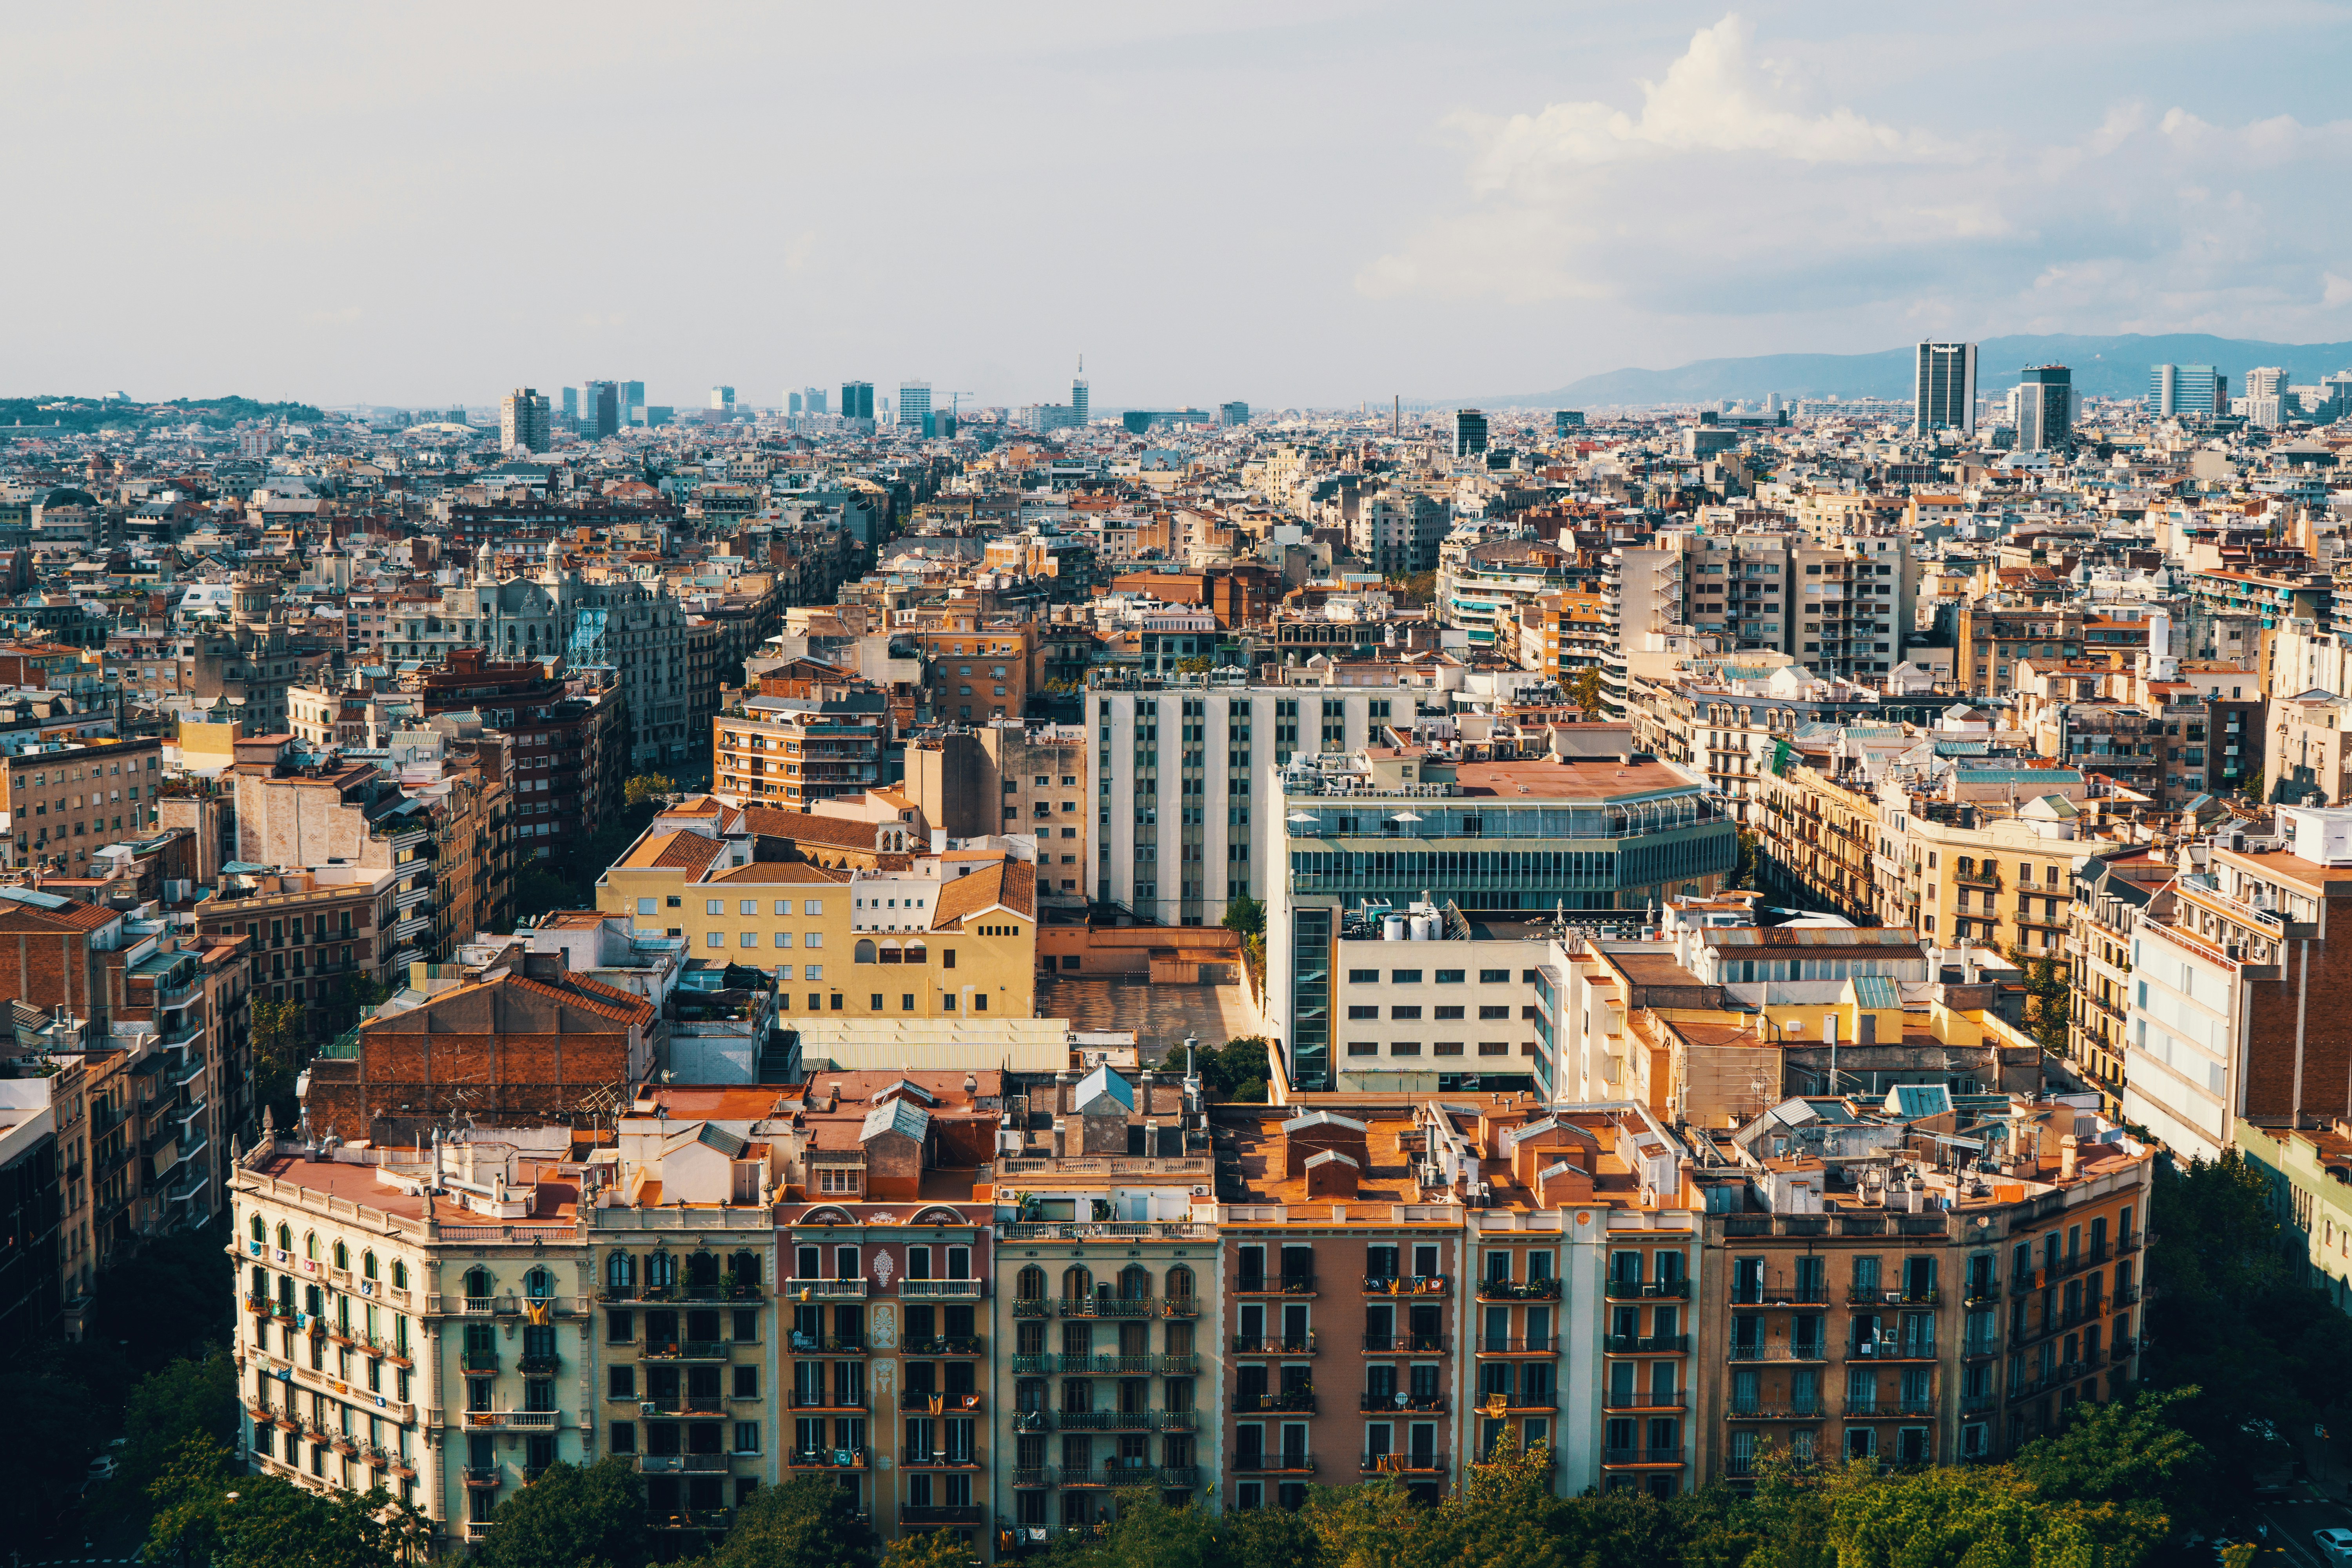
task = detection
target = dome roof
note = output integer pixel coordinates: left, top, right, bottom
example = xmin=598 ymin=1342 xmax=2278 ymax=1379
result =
xmin=39 ymin=487 xmax=99 ymax=510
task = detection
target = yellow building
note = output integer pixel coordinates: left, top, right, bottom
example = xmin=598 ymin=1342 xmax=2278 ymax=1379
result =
xmin=1754 ymin=755 xmax=1880 ymax=922
xmin=595 ymin=828 xmax=1038 ymax=1020
xmin=1878 ymin=782 xmax=2088 ymax=960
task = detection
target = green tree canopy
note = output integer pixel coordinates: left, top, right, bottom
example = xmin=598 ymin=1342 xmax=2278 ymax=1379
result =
xmin=146 ymin=1434 xmax=429 ymax=1568
xmin=706 ymin=1476 xmax=880 ymax=1568
xmin=470 ymin=1455 xmax=651 ymax=1568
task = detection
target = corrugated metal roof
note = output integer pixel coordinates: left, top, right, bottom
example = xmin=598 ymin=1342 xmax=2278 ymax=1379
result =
xmin=860 ymin=1098 xmax=932 ymax=1143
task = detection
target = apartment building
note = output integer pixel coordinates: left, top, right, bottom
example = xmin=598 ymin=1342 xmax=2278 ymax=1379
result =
xmin=909 ymin=621 xmax=1041 ymax=726
xmin=193 ymin=864 xmax=402 ymax=1004
xmin=713 ymin=687 xmax=888 ymax=807
xmin=591 ymin=1086 xmax=784 ymax=1545
xmin=229 ymin=1131 xmax=446 ymax=1531
xmin=2065 ymin=851 xmax=2176 ymax=1120
xmin=0 ymin=1077 xmax=62 ymax=1343
xmin=1086 ymin=679 xmax=1397 ymax=927
xmin=1692 ymin=1089 xmax=2154 ymax=1476
xmin=1267 ymin=733 xmax=1735 ymax=1091
xmin=1322 ymin=898 xmax=1547 ymax=1096
xmin=993 ymin=1065 xmax=1209 ymax=1538
xmin=596 ymin=826 xmax=1037 ymax=1024
xmin=2123 ymin=809 xmax=2352 ymax=1162
xmin=2 ymin=735 xmax=165 ymax=872
xmin=1875 ymin=779 xmax=2093 ymax=958
xmin=902 ymin=724 xmax=1089 ymax=904
xmin=2236 ymin=1117 xmax=2352 ymax=1314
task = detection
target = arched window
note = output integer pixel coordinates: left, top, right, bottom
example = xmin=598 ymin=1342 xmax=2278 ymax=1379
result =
xmin=463 ymin=1267 xmax=492 ymax=1299
xmin=686 ymin=1251 xmax=720 ymax=1292
xmin=904 ymin=940 xmax=926 ymax=965
xmin=1060 ymin=1265 xmax=1092 ymax=1301
xmin=855 ymin=939 xmax=878 ymax=964
xmin=524 ymin=1268 xmax=555 ymax=1300
xmin=729 ymin=1251 xmax=762 ymax=1289
xmin=1164 ymin=1265 xmax=1195 ymax=1305
xmin=362 ymin=1251 xmax=378 ymax=1280
xmin=334 ymin=1241 xmax=350 ymax=1272
xmin=1016 ymin=1265 xmax=1047 ymax=1302
xmin=249 ymin=1213 xmax=265 ymax=1245
xmin=305 ymin=1232 xmax=319 ymax=1261
xmin=391 ymin=1260 xmax=409 ymax=1290
xmin=647 ymin=1250 xmax=676 ymax=1290
xmin=879 ymin=940 xmax=902 ymax=965
xmin=1119 ymin=1264 xmax=1151 ymax=1301
xmin=607 ymin=1252 xmax=637 ymax=1292
xmin=276 ymin=1223 xmax=291 ymax=1251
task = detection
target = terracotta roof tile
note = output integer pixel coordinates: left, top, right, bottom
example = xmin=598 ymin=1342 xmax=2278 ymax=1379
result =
xmin=929 ymin=859 xmax=1035 ymax=930
xmin=620 ymin=829 xmax=728 ymax=872
xmin=739 ymin=806 xmax=883 ymax=851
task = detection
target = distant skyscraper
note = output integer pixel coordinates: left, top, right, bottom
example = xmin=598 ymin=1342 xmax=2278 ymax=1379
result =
xmin=710 ymin=386 xmax=736 ymax=410
xmin=1219 ymin=401 xmax=1249 ymax=427
xmin=1450 ymin=408 xmax=1489 ymax=458
xmin=899 ymin=381 xmax=932 ymax=433
xmin=499 ymin=388 xmax=551 ymax=453
xmin=588 ymin=381 xmax=619 ymax=439
xmin=1071 ymin=376 xmax=1089 ymax=426
xmin=561 ymin=387 xmax=579 ymax=421
xmin=840 ymin=381 xmax=875 ymax=424
xmin=2149 ymin=364 xmax=2180 ymax=417
xmin=1554 ymin=410 xmax=1586 ymax=436
xmin=804 ymin=387 xmax=828 ymax=417
xmin=622 ymin=380 xmax=646 ymax=425
xmin=2013 ymin=365 xmax=2072 ymax=453
xmin=788 ymin=391 xmax=803 ymax=415
xmin=1913 ymin=341 xmax=1978 ymax=435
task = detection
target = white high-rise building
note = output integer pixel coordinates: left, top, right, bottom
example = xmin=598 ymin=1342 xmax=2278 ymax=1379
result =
xmin=709 ymin=385 xmax=736 ymax=410
xmin=1913 ymin=342 xmax=1978 ymax=435
xmin=499 ymin=387 xmax=550 ymax=453
xmin=898 ymin=380 xmax=932 ymax=432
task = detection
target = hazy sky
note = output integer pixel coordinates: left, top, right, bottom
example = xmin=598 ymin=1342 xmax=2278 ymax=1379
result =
xmin=9 ymin=2 xmax=2352 ymax=410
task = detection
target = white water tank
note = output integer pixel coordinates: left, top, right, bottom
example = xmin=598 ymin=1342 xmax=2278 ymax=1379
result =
xmin=1411 ymin=915 xmax=1439 ymax=942
xmin=1382 ymin=916 xmax=1407 ymax=942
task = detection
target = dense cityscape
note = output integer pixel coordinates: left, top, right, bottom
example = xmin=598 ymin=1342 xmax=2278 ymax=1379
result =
xmin=0 ymin=345 xmax=2345 ymax=1568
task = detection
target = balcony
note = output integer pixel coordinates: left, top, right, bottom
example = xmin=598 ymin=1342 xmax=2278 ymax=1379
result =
xmin=1232 ymin=1392 xmax=1318 ymax=1414
xmin=1232 ymin=1333 xmax=1317 ymax=1355
xmin=1728 ymin=1342 xmax=1828 ymax=1363
xmin=1056 ymin=1295 xmax=1157 ymax=1318
xmin=1605 ymin=1334 xmax=1690 ymax=1355
xmin=636 ymin=1454 xmax=734 ymax=1473
xmin=786 ymin=1392 xmax=867 ymax=1411
xmin=899 ymin=1279 xmax=985 ymax=1299
xmin=1360 ymin=1452 xmax=1447 ymax=1475
xmin=1601 ymin=1447 xmax=1685 ymax=1468
xmin=1728 ymin=1282 xmax=1829 ymax=1307
xmin=1850 ymin=1339 xmax=1938 ymax=1362
xmin=462 ymin=1411 xmax=559 ymax=1429
xmin=1011 ymin=1298 xmax=1053 ymax=1319
xmin=637 ymin=1396 xmax=727 ymax=1417
xmin=1365 ymin=1275 xmax=1453 ymax=1297
xmin=784 ymin=1334 xmax=867 ymax=1356
xmin=1233 ymin=1274 xmax=1317 ymax=1297
xmin=900 ymin=1450 xmax=982 ymax=1470
xmin=1474 ymin=1278 xmax=1560 ymax=1302
xmin=518 ymin=1353 xmax=561 ymax=1375
xmin=1474 ymin=1337 xmax=1557 ymax=1356
xmin=1723 ymin=1401 xmax=1823 ymax=1420
xmin=901 ymin=1506 xmax=985 ymax=1527
xmin=1849 ymin=1287 xmax=1940 ymax=1307
xmin=461 ymin=1349 xmax=501 ymax=1372
xmin=896 ymin=1390 xmax=985 ymax=1414
xmin=785 ymin=1278 xmax=867 ymax=1299
xmin=463 ymin=1466 xmax=502 ymax=1489
xmin=1045 ymin=1409 xmax=1194 ymax=1432
xmin=1359 ymin=1391 xmax=1447 ymax=1413
xmin=642 ymin=1341 xmax=731 ymax=1361
xmin=1606 ymin=1278 xmax=1690 ymax=1301
xmin=648 ymin=1510 xmax=731 ymax=1532
xmin=1603 ymin=1390 xmax=1687 ymax=1412
xmin=786 ymin=1448 xmax=869 ymax=1470
xmin=1231 ymin=1453 xmax=1317 ymax=1475
xmin=904 ymin=1336 xmax=984 ymax=1357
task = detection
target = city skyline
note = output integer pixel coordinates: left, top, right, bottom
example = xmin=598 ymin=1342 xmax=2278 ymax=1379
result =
xmin=8 ymin=4 xmax=2352 ymax=407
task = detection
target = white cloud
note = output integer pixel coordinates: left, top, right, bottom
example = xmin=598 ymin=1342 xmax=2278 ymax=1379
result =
xmin=1359 ymin=11 xmax=2352 ymax=346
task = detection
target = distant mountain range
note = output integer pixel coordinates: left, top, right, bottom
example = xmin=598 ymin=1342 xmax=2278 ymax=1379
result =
xmin=1470 ymin=333 xmax=2352 ymax=409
